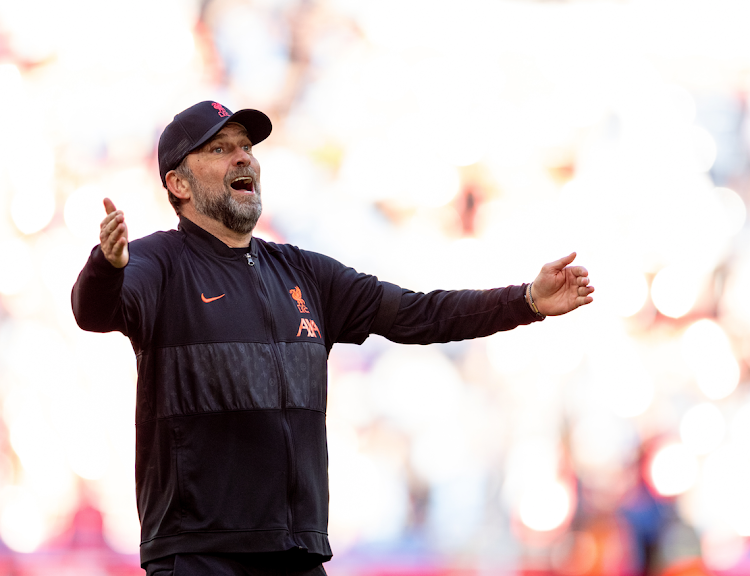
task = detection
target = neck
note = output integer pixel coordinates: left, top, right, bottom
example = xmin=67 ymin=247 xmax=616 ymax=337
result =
xmin=181 ymin=208 xmax=253 ymax=248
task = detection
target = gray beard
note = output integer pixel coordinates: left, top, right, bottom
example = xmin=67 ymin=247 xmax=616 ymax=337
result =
xmin=191 ymin=174 xmax=262 ymax=235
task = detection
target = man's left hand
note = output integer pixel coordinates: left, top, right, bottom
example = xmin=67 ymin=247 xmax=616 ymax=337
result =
xmin=531 ymin=252 xmax=594 ymax=316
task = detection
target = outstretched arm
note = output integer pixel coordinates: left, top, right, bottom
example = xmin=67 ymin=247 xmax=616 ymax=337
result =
xmin=530 ymin=252 xmax=594 ymax=316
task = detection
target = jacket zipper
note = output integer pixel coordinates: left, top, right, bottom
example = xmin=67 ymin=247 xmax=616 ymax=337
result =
xmin=244 ymin=252 xmax=301 ymax=548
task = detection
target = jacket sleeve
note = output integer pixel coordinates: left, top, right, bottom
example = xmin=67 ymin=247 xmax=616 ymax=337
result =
xmin=302 ymin=249 xmax=542 ymax=347
xmin=71 ymin=246 xmax=128 ymax=334
xmin=71 ymin=235 xmax=175 ymax=344
xmin=384 ymin=284 xmax=542 ymax=345
xmin=298 ymin=250 xmax=384 ymax=348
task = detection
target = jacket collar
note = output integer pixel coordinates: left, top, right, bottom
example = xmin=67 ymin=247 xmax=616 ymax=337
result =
xmin=178 ymin=216 xmax=258 ymax=258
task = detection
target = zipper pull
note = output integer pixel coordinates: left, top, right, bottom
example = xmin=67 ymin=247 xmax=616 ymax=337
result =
xmin=245 ymin=253 xmax=255 ymax=266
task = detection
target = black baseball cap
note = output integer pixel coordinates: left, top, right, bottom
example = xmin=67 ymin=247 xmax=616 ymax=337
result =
xmin=158 ymin=101 xmax=272 ymax=187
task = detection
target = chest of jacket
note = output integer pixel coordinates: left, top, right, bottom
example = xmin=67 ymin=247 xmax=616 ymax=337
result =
xmin=152 ymin=247 xmax=325 ymax=348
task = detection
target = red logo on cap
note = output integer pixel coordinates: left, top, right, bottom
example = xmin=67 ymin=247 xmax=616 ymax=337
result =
xmin=212 ymin=102 xmax=230 ymax=118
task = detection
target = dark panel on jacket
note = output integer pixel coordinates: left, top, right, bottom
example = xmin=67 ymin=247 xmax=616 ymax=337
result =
xmin=174 ymin=412 xmax=289 ymax=532
xmin=142 ymin=343 xmax=281 ymax=420
xmin=287 ymin=409 xmax=329 ymax=534
xmin=277 ymin=342 xmax=327 ymax=411
xmin=136 ymin=419 xmax=185 ymax=542
xmin=138 ymin=411 xmax=289 ymax=541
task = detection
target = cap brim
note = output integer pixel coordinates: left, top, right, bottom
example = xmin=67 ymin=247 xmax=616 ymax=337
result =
xmin=228 ymin=109 xmax=273 ymax=146
xmin=188 ymin=108 xmax=273 ymax=155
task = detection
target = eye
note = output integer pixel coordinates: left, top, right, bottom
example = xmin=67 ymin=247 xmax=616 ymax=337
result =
xmin=242 ymin=145 xmax=252 ymax=152
xmin=212 ymin=146 xmax=223 ymax=153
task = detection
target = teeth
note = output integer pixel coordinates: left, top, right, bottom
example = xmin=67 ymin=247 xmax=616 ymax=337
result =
xmin=231 ymin=176 xmax=254 ymax=191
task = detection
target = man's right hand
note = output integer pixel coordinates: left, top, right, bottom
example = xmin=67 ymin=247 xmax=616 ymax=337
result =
xmin=100 ymin=198 xmax=129 ymax=268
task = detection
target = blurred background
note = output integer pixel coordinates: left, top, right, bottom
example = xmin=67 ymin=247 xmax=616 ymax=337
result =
xmin=0 ymin=0 xmax=749 ymax=574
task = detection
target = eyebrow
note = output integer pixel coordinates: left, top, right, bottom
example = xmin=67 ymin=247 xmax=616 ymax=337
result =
xmin=203 ymin=130 xmax=252 ymax=149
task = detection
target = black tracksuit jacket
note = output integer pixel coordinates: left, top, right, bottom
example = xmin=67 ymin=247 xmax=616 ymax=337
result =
xmin=71 ymin=216 xmax=542 ymax=566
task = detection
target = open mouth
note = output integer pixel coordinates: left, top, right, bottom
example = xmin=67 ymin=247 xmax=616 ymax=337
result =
xmin=230 ymin=176 xmax=255 ymax=193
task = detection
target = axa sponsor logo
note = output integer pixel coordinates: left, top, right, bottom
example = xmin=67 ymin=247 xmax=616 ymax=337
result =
xmin=297 ymin=318 xmax=321 ymax=339
xmin=289 ymin=286 xmax=309 ymax=313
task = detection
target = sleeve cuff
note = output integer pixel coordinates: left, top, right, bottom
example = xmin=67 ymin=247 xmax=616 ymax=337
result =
xmin=90 ymin=245 xmax=126 ymax=276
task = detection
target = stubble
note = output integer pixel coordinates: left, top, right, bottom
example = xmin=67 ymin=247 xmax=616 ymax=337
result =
xmin=188 ymin=167 xmax=262 ymax=235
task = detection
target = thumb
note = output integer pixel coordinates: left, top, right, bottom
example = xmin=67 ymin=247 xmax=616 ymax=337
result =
xmin=549 ymin=252 xmax=576 ymax=271
xmin=103 ymin=197 xmax=117 ymax=215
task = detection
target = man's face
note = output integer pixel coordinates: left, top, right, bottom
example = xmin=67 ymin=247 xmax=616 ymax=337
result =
xmin=183 ymin=123 xmax=262 ymax=235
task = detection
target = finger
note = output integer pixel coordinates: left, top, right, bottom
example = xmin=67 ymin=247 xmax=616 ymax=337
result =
xmin=108 ymin=236 xmax=122 ymax=258
xmin=119 ymin=220 xmax=129 ymax=245
xmin=103 ymin=197 xmax=117 ymax=215
xmin=101 ymin=217 xmax=126 ymax=247
xmin=100 ymin=215 xmax=123 ymax=241
xmin=579 ymin=294 xmax=594 ymax=305
xmin=549 ymin=252 xmax=576 ymax=271
xmin=103 ymin=225 xmax=129 ymax=267
xmin=576 ymin=274 xmax=590 ymax=286
xmin=567 ymin=265 xmax=588 ymax=278
xmin=112 ymin=235 xmax=127 ymax=257
xmin=110 ymin=222 xmax=126 ymax=243
xmin=101 ymin=226 xmax=122 ymax=253
xmin=100 ymin=209 xmax=124 ymax=233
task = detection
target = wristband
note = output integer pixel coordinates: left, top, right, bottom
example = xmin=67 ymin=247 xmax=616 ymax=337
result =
xmin=526 ymin=282 xmax=546 ymax=319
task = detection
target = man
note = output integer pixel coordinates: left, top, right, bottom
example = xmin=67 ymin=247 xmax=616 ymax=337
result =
xmin=72 ymin=101 xmax=594 ymax=576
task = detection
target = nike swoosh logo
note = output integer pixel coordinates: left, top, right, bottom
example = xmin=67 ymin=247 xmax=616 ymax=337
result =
xmin=201 ymin=293 xmax=226 ymax=303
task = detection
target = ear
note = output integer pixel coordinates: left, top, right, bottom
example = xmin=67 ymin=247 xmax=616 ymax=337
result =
xmin=166 ymin=169 xmax=192 ymax=202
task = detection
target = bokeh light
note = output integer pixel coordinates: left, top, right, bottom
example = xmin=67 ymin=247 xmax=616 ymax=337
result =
xmin=679 ymin=403 xmax=725 ymax=455
xmin=518 ymin=480 xmax=572 ymax=532
xmin=11 ymin=192 xmax=55 ymax=237
xmin=0 ymin=488 xmax=45 ymax=553
xmin=608 ymin=373 xmax=655 ymax=419
xmin=0 ymin=239 xmax=34 ymax=296
xmin=595 ymin=267 xmax=649 ymax=318
xmin=651 ymin=266 xmax=702 ymax=318
xmin=681 ymin=319 xmax=739 ymax=400
xmin=649 ymin=443 xmax=698 ymax=497
xmin=713 ymin=187 xmax=746 ymax=235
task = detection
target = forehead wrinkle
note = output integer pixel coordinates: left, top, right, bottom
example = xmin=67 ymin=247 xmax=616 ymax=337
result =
xmin=214 ymin=122 xmax=249 ymax=141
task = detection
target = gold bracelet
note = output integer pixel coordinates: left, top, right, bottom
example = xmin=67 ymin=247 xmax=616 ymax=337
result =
xmin=527 ymin=282 xmax=545 ymax=318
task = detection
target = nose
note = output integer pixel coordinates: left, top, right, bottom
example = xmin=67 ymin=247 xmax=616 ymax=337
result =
xmin=234 ymin=147 xmax=253 ymax=166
